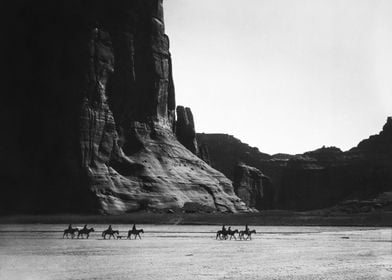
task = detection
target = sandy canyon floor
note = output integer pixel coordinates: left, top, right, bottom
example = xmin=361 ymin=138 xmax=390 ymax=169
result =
xmin=0 ymin=225 xmax=391 ymax=280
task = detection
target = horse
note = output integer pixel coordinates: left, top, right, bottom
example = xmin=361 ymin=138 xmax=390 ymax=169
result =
xmin=239 ymin=229 xmax=256 ymax=240
xmin=102 ymin=229 xmax=119 ymax=239
xmin=216 ymin=229 xmax=227 ymax=240
xmin=77 ymin=227 xmax=95 ymax=239
xmin=226 ymin=229 xmax=239 ymax=240
xmin=127 ymin=229 xmax=144 ymax=239
xmin=63 ymin=228 xmax=79 ymax=239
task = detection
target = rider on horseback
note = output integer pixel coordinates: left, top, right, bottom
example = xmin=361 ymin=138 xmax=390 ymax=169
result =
xmin=108 ymin=225 xmax=112 ymax=231
xmin=245 ymin=224 xmax=249 ymax=234
xmin=132 ymin=224 xmax=136 ymax=231
xmin=222 ymin=225 xmax=226 ymax=233
xmin=68 ymin=224 xmax=72 ymax=230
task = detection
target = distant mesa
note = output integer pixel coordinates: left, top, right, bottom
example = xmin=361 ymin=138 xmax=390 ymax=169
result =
xmin=199 ymin=117 xmax=392 ymax=211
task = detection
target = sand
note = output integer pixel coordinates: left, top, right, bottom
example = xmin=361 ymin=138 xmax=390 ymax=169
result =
xmin=0 ymin=225 xmax=391 ymax=280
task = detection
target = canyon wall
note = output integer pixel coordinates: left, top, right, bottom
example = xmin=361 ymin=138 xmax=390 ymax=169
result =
xmin=233 ymin=163 xmax=274 ymax=210
xmin=198 ymin=118 xmax=392 ymax=210
xmin=1 ymin=0 xmax=248 ymax=214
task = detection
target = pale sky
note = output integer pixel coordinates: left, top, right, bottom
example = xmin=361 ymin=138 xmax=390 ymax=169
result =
xmin=164 ymin=0 xmax=392 ymax=155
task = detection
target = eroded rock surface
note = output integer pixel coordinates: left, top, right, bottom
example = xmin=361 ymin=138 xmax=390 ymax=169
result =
xmin=198 ymin=118 xmax=392 ymax=211
xmin=2 ymin=0 xmax=247 ymax=214
xmin=176 ymin=106 xmax=198 ymax=155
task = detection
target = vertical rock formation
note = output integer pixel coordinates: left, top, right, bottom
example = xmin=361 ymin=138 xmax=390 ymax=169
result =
xmin=234 ymin=163 xmax=263 ymax=209
xmin=2 ymin=0 xmax=248 ymax=214
xmin=176 ymin=106 xmax=198 ymax=154
xmin=233 ymin=163 xmax=273 ymax=210
xmin=198 ymin=142 xmax=212 ymax=165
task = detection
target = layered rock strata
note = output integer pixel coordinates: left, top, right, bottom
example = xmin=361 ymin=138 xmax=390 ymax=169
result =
xmin=233 ymin=163 xmax=272 ymax=210
xmin=176 ymin=106 xmax=198 ymax=154
xmin=198 ymin=118 xmax=392 ymax=210
xmin=2 ymin=0 xmax=247 ymax=213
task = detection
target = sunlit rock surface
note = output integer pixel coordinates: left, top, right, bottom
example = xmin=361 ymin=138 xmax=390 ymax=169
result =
xmin=1 ymin=0 xmax=247 ymax=213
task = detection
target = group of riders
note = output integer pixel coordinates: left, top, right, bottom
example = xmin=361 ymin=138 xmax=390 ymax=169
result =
xmin=63 ymin=224 xmax=144 ymax=240
xmin=64 ymin=223 xmax=255 ymax=240
xmin=216 ymin=224 xmax=256 ymax=240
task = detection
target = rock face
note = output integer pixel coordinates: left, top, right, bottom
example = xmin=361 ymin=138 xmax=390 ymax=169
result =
xmin=196 ymin=134 xmax=271 ymax=178
xmin=233 ymin=163 xmax=273 ymax=210
xmin=2 ymin=0 xmax=247 ymax=214
xmin=198 ymin=118 xmax=392 ymax=210
xmin=176 ymin=106 xmax=198 ymax=154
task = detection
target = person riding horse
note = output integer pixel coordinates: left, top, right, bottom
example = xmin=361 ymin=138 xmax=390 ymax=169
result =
xmin=102 ymin=225 xmax=118 ymax=239
xmin=127 ymin=224 xmax=144 ymax=239
xmin=63 ymin=224 xmax=78 ymax=238
xmin=77 ymin=224 xmax=95 ymax=239
xmin=239 ymin=225 xmax=256 ymax=240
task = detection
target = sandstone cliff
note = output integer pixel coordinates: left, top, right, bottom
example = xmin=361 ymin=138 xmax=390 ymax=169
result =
xmin=198 ymin=117 xmax=392 ymax=211
xmin=2 ymin=0 xmax=247 ymax=214
xmin=233 ymin=163 xmax=273 ymax=210
xmin=176 ymin=106 xmax=198 ymax=155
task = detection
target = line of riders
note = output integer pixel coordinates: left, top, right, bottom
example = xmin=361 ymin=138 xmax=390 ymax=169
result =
xmin=63 ymin=224 xmax=144 ymax=240
xmin=216 ymin=224 xmax=256 ymax=240
xmin=63 ymin=224 xmax=255 ymax=240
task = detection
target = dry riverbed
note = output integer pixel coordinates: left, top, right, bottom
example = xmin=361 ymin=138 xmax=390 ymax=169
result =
xmin=0 ymin=225 xmax=391 ymax=280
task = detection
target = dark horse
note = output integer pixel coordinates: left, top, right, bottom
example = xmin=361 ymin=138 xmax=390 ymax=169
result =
xmin=216 ymin=229 xmax=227 ymax=240
xmin=63 ymin=228 xmax=78 ymax=239
xmin=227 ymin=229 xmax=239 ymax=240
xmin=102 ymin=229 xmax=119 ymax=239
xmin=239 ymin=229 xmax=256 ymax=240
xmin=77 ymin=227 xmax=95 ymax=239
xmin=127 ymin=229 xmax=144 ymax=239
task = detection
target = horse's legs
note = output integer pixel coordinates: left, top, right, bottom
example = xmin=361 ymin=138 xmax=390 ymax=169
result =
xmin=138 ymin=234 xmax=141 ymax=240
